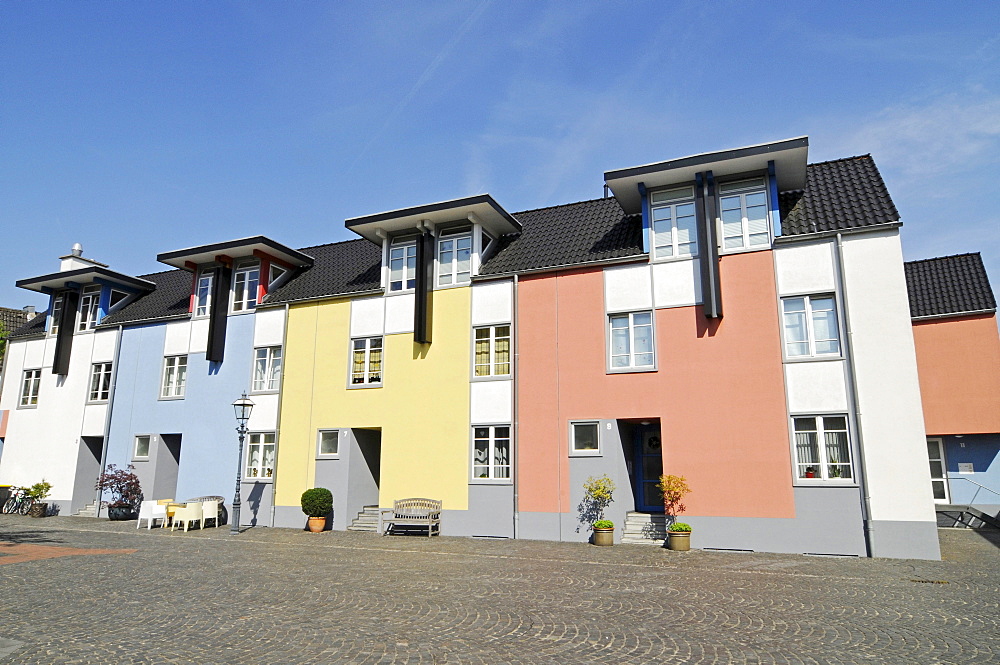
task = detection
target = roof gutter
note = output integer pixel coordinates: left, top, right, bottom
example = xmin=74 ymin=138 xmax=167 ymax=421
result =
xmin=911 ymin=308 xmax=997 ymax=322
xmin=773 ymin=222 xmax=902 ymax=245
xmin=475 ymin=254 xmax=648 ymax=281
xmin=94 ymin=325 xmax=125 ymax=518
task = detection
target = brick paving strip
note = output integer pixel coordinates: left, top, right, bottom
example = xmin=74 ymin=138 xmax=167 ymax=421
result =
xmin=0 ymin=542 xmax=136 ymax=565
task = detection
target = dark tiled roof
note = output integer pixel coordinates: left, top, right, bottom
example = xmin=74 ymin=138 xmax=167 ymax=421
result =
xmin=263 ymin=239 xmax=382 ymax=305
xmin=0 ymin=307 xmax=30 ymax=336
xmin=780 ymin=156 xmax=899 ymax=236
xmin=905 ymin=253 xmax=996 ymax=319
xmin=479 ymin=198 xmax=643 ymax=276
xmin=101 ymin=270 xmax=193 ymax=326
xmin=7 ymin=312 xmax=46 ymax=339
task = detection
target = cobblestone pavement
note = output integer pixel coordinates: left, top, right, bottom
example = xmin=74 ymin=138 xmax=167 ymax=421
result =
xmin=1 ymin=516 xmax=998 ymax=664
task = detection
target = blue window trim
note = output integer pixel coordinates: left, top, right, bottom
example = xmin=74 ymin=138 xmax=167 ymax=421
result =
xmin=768 ymin=160 xmax=782 ymax=238
xmin=638 ymin=182 xmax=650 ymax=254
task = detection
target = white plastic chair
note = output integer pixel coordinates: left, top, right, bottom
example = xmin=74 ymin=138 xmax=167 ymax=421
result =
xmin=136 ymin=500 xmax=167 ymax=529
xmin=201 ymin=500 xmax=220 ymax=528
xmin=171 ymin=503 xmax=202 ymax=532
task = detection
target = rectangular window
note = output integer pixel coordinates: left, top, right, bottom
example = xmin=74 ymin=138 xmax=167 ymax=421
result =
xmin=570 ymin=421 xmax=600 ymax=456
xmin=232 ymin=262 xmax=260 ymax=312
xmin=650 ymin=186 xmax=698 ymax=259
xmin=351 ymin=337 xmax=383 ymax=385
xmin=19 ymin=369 xmax=41 ymax=407
xmin=160 ymin=355 xmax=188 ymax=398
xmin=317 ymin=430 xmax=340 ymax=458
xmin=49 ymin=294 xmax=65 ymax=336
xmin=474 ymin=325 xmax=511 ymax=377
xmin=609 ymin=311 xmax=654 ymax=370
xmin=78 ymin=285 xmax=101 ymax=331
xmin=782 ymin=295 xmax=841 ymax=358
xmin=473 ymin=425 xmax=511 ymax=480
xmin=246 ymin=432 xmax=276 ymax=478
xmin=793 ymin=415 xmax=852 ymax=482
xmin=389 ymin=241 xmax=417 ymax=292
xmin=195 ymin=270 xmax=214 ymax=317
xmin=252 ymin=346 xmax=282 ymax=392
xmin=89 ymin=362 xmax=113 ymax=402
xmin=133 ymin=435 xmax=151 ymax=460
xmin=438 ymin=232 xmax=472 ymax=286
xmin=719 ymin=178 xmax=770 ymax=250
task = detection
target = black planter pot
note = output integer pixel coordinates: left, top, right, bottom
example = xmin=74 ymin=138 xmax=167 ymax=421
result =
xmin=107 ymin=505 xmax=136 ymax=521
xmin=28 ymin=502 xmax=48 ymax=518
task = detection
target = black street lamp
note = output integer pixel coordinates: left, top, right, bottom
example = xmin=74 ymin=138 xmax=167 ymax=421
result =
xmin=231 ymin=393 xmax=255 ymax=535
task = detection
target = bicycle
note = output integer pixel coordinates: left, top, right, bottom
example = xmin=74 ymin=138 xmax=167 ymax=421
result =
xmin=2 ymin=487 xmax=33 ymax=516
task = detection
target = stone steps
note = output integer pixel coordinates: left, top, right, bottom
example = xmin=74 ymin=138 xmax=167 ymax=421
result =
xmin=347 ymin=505 xmax=380 ymax=532
xmin=621 ymin=511 xmax=667 ymax=545
xmin=73 ymin=503 xmax=99 ymax=518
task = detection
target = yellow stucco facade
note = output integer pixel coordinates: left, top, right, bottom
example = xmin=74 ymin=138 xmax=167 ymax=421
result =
xmin=274 ymin=288 xmax=472 ymax=511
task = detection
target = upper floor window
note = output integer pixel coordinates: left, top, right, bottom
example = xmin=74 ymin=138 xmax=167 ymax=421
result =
xmin=232 ymin=261 xmax=260 ymax=312
xmin=246 ymin=432 xmax=276 ymax=479
xmin=782 ymin=295 xmax=840 ymax=358
xmin=438 ymin=231 xmax=472 ymax=286
xmin=89 ymin=362 xmax=113 ymax=402
xmin=49 ymin=294 xmax=65 ymax=336
xmin=389 ymin=241 xmax=417 ymax=292
xmin=19 ymin=369 xmax=41 ymax=407
xmin=793 ymin=415 xmax=852 ymax=482
xmin=351 ymin=336 xmax=383 ymax=385
xmin=719 ymin=178 xmax=769 ymax=250
xmin=195 ymin=270 xmax=214 ymax=317
xmin=609 ymin=311 xmax=654 ymax=370
xmin=473 ymin=425 xmax=511 ymax=480
xmin=474 ymin=325 xmax=511 ymax=377
xmin=78 ymin=285 xmax=101 ymax=331
xmin=161 ymin=355 xmax=188 ymax=399
xmin=650 ymin=187 xmax=697 ymax=259
xmin=252 ymin=346 xmax=282 ymax=392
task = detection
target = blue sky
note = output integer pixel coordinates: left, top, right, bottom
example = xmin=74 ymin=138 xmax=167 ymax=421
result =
xmin=2 ymin=1 xmax=998 ymax=310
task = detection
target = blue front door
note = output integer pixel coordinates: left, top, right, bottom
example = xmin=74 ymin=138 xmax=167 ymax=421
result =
xmin=634 ymin=425 xmax=663 ymax=512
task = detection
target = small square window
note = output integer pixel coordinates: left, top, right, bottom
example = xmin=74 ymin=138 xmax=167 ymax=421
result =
xmin=317 ymin=430 xmax=340 ymax=458
xmin=570 ymin=421 xmax=601 ymax=456
xmin=134 ymin=435 xmax=151 ymax=460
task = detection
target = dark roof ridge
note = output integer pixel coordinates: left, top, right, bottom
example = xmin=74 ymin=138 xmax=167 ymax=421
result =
xmin=806 ymin=154 xmax=873 ymax=168
xmin=511 ymin=196 xmax=620 ymax=217
xmin=905 ymin=252 xmax=983 ymax=265
xmin=293 ymin=236 xmax=373 ymax=253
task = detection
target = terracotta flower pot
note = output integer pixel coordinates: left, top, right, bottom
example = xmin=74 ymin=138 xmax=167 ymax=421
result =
xmin=593 ymin=527 xmax=614 ymax=546
xmin=307 ymin=516 xmax=326 ymax=533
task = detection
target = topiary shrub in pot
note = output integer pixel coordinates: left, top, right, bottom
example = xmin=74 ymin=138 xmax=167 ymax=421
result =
xmin=95 ymin=464 xmax=143 ymax=520
xmin=301 ymin=488 xmax=333 ymax=533
xmin=26 ymin=480 xmax=52 ymax=518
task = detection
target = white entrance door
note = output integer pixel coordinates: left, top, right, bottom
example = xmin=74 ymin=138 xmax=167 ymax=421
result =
xmin=927 ymin=438 xmax=950 ymax=504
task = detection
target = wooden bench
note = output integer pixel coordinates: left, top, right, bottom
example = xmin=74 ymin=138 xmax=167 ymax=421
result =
xmin=380 ymin=498 xmax=442 ymax=537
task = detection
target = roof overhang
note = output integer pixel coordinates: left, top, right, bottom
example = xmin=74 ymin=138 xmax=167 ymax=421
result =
xmin=157 ymin=236 xmax=314 ymax=271
xmin=604 ymin=137 xmax=809 ymax=214
xmin=15 ymin=267 xmax=156 ymax=294
xmin=345 ymin=194 xmax=521 ymax=243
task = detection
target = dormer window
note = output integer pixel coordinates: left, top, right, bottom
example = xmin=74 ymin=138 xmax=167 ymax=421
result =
xmin=195 ymin=270 xmax=214 ymax=317
xmin=78 ymin=285 xmax=101 ymax=331
xmin=719 ymin=178 xmax=770 ymax=250
xmin=49 ymin=294 xmax=65 ymax=336
xmin=650 ymin=186 xmax=697 ymax=259
xmin=389 ymin=240 xmax=417 ymax=292
xmin=232 ymin=260 xmax=260 ymax=312
xmin=437 ymin=229 xmax=472 ymax=286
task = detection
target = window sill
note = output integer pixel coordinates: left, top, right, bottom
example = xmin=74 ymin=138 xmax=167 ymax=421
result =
xmin=607 ymin=366 xmax=657 ymax=375
xmin=794 ymin=481 xmax=858 ymax=488
xmin=132 ymin=457 xmax=150 ymax=463
xmin=471 ymin=374 xmax=512 ymax=383
xmin=250 ymin=389 xmax=279 ymax=396
xmin=470 ymin=478 xmax=513 ymax=486
xmin=347 ymin=383 xmax=383 ymax=390
xmin=158 ymin=395 xmax=186 ymax=401
xmin=719 ymin=245 xmax=771 ymax=256
xmin=16 ymin=404 xmax=38 ymax=410
xmin=315 ymin=455 xmax=341 ymax=461
xmin=783 ymin=355 xmax=843 ymax=364
xmin=386 ymin=289 xmax=415 ymax=296
xmin=434 ymin=281 xmax=471 ymax=291
xmin=569 ymin=450 xmax=602 ymax=458
xmin=242 ymin=477 xmax=274 ymax=484
xmin=649 ymin=254 xmax=699 ymax=265
xmin=228 ymin=309 xmax=256 ymax=316
xmin=86 ymin=400 xmax=109 ymax=406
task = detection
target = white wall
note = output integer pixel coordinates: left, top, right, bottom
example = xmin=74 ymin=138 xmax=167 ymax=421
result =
xmin=603 ymin=260 xmax=702 ymax=313
xmin=471 ymin=280 xmax=512 ymax=325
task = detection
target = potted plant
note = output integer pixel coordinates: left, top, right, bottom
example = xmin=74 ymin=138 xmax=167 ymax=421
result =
xmin=301 ymin=487 xmax=333 ymax=532
xmin=95 ymin=464 xmax=143 ymax=520
xmin=581 ymin=475 xmax=616 ymax=545
xmin=657 ymin=474 xmax=692 ymax=551
xmin=26 ymin=480 xmax=52 ymax=518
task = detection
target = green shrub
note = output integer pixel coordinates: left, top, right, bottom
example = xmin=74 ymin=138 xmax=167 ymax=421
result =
xmin=300 ymin=488 xmax=333 ymax=517
xmin=593 ymin=519 xmax=614 ymax=530
xmin=669 ymin=522 xmax=692 ymax=532
xmin=26 ymin=480 xmax=52 ymax=502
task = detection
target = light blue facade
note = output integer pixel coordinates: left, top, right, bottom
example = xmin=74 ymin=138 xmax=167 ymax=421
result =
xmin=104 ymin=314 xmax=258 ymax=521
xmin=943 ymin=434 xmax=1000 ymax=507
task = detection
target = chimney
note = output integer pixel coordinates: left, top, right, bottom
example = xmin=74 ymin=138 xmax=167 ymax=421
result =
xmin=23 ymin=305 xmax=36 ymax=320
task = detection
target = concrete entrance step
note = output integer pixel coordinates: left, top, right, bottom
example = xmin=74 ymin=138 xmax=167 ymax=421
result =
xmin=73 ymin=503 xmax=99 ymax=518
xmin=622 ymin=511 xmax=667 ymax=545
xmin=347 ymin=505 xmax=381 ymax=532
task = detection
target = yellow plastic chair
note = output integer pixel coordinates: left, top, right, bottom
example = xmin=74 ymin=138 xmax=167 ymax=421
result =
xmin=171 ymin=503 xmax=202 ymax=532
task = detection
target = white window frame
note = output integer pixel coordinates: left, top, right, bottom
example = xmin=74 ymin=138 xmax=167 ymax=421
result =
xmin=791 ymin=415 xmax=854 ymax=483
xmin=246 ymin=432 xmax=276 ymax=480
xmin=649 ymin=186 xmax=698 ymax=260
xmin=316 ymin=429 xmax=341 ymax=459
xmin=472 ymin=424 xmax=512 ymax=482
xmin=781 ymin=295 xmax=841 ymax=359
xmin=608 ymin=311 xmax=655 ymax=372
xmin=77 ymin=285 xmax=101 ymax=332
xmin=89 ymin=362 xmax=113 ymax=403
xmin=133 ymin=435 xmax=151 ymax=461
xmin=473 ymin=325 xmax=511 ymax=378
xmin=195 ymin=270 xmax=214 ymax=318
xmin=388 ymin=240 xmax=417 ymax=292
xmin=160 ymin=355 xmax=188 ymax=399
xmin=718 ymin=177 xmax=771 ymax=251
xmin=48 ymin=294 xmax=65 ymax=336
xmin=437 ymin=230 xmax=473 ymax=286
xmin=569 ymin=420 xmax=601 ymax=457
xmin=350 ymin=336 xmax=383 ymax=387
xmin=19 ymin=369 xmax=41 ymax=408
xmin=232 ymin=261 xmax=260 ymax=313
xmin=252 ymin=346 xmax=282 ymax=393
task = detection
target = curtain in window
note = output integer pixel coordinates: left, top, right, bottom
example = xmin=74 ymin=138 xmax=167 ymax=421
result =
xmin=474 ymin=329 xmax=491 ymax=376
xmin=794 ymin=418 xmax=819 ymax=478
xmin=823 ymin=416 xmax=850 ymax=479
xmin=367 ymin=340 xmax=382 ymax=383
xmin=494 ymin=326 xmax=510 ymax=374
xmin=494 ymin=427 xmax=510 ymax=479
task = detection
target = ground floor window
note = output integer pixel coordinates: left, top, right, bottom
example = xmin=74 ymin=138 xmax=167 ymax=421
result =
xmin=246 ymin=432 xmax=276 ymax=479
xmin=473 ymin=425 xmax=511 ymax=480
xmin=793 ymin=415 xmax=852 ymax=481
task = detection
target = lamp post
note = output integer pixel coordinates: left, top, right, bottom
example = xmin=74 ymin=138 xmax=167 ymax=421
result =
xmin=231 ymin=393 xmax=255 ymax=535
